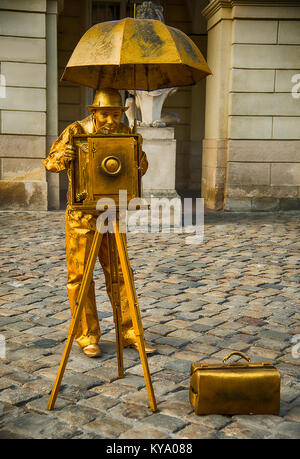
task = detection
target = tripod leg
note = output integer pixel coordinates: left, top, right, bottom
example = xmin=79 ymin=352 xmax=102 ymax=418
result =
xmin=112 ymin=222 xmax=157 ymax=412
xmin=47 ymin=229 xmax=103 ymax=410
xmin=107 ymin=233 xmax=124 ymax=379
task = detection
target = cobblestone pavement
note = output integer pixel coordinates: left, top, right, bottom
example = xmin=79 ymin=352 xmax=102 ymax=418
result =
xmin=0 ymin=210 xmax=299 ymax=439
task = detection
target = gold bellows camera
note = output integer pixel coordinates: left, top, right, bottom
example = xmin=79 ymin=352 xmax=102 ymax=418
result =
xmin=69 ymin=134 xmax=142 ymax=211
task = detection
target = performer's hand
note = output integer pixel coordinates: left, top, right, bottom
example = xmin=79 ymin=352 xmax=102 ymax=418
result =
xmin=64 ymin=145 xmax=76 ymax=165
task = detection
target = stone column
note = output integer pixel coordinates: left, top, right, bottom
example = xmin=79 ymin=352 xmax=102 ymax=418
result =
xmin=46 ymin=0 xmax=60 ymax=209
xmin=0 ymin=0 xmax=48 ymax=210
xmin=202 ymin=0 xmax=300 ymax=212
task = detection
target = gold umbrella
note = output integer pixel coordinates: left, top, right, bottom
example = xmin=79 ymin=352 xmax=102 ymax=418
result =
xmin=61 ymin=17 xmax=211 ymax=91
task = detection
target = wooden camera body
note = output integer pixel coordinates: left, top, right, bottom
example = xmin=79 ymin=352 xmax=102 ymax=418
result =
xmin=68 ymin=134 xmax=142 ymax=211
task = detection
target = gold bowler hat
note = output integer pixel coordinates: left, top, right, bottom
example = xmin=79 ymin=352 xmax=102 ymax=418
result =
xmin=87 ymin=88 xmax=128 ymax=112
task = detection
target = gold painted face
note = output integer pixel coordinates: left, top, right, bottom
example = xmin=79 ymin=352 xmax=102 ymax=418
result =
xmin=93 ymin=108 xmax=123 ymax=134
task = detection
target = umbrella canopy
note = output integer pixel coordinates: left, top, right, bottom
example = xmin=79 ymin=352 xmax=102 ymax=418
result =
xmin=61 ymin=17 xmax=211 ymax=91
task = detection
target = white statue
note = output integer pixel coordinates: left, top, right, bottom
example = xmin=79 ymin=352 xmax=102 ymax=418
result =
xmin=125 ymin=88 xmax=180 ymax=128
xmin=136 ymin=1 xmax=165 ymax=22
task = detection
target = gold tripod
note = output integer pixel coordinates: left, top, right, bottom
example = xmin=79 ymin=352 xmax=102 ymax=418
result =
xmin=47 ymin=218 xmax=157 ymax=412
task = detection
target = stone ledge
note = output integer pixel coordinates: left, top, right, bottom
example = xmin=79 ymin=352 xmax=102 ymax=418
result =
xmin=137 ymin=127 xmax=175 ymax=140
xmin=252 ymin=197 xmax=279 ymax=211
xmin=0 ymin=180 xmax=47 ymax=210
xmin=1 ymin=158 xmax=45 ymax=181
xmin=225 ymin=196 xmax=300 ymax=211
xmin=202 ymin=1 xmax=300 ymax=22
xmin=233 ymin=4 xmax=300 ymax=20
xmin=226 ymin=184 xmax=300 ymax=199
xmin=225 ymin=197 xmax=252 ymax=211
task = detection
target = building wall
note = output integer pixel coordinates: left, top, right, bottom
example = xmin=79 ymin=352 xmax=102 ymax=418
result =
xmin=163 ymin=0 xmax=208 ymax=193
xmin=57 ymin=0 xmax=89 ymax=205
xmin=0 ymin=0 xmax=48 ymax=210
xmin=227 ymin=6 xmax=300 ymax=211
xmin=202 ymin=0 xmax=300 ymax=211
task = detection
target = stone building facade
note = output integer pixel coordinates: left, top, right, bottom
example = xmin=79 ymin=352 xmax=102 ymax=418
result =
xmin=202 ymin=0 xmax=300 ymax=211
xmin=0 ymin=0 xmax=299 ymax=211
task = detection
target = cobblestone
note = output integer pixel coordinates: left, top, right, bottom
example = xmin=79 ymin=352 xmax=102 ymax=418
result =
xmin=0 ymin=211 xmax=299 ymax=439
xmin=139 ymin=412 xmax=188 ymax=433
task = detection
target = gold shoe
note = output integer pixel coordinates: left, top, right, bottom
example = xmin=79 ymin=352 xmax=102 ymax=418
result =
xmin=82 ymin=344 xmax=101 ymax=358
xmin=128 ymin=341 xmax=156 ymax=354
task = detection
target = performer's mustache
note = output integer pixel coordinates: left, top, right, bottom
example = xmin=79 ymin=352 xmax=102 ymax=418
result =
xmin=101 ymin=122 xmax=117 ymax=131
xmin=96 ymin=123 xmax=117 ymax=134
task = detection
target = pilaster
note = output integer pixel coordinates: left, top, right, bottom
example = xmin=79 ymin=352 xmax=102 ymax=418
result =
xmin=202 ymin=0 xmax=300 ymax=211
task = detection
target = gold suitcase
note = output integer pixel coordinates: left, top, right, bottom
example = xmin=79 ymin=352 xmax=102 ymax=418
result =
xmin=189 ymin=352 xmax=280 ymax=415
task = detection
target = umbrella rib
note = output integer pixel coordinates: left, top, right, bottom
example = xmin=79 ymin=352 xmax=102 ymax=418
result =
xmin=165 ymin=25 xmax=181 ymax=65
xmin=119 ymin=17 xmax=128 ymax=66
xmin=185 ymin=63 xmax=195 ymax=86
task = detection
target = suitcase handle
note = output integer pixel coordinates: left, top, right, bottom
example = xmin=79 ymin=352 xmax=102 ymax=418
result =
xmin=223 ymin=351 xmax=251 ymax=364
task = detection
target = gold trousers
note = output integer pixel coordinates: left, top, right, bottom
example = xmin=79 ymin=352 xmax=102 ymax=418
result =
xmin=65 ymin=209 xmax=136 ymax=348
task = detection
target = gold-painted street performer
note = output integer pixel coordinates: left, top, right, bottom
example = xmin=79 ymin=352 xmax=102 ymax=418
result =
xmin=43 ymin=88 xmax=155 ymax=358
